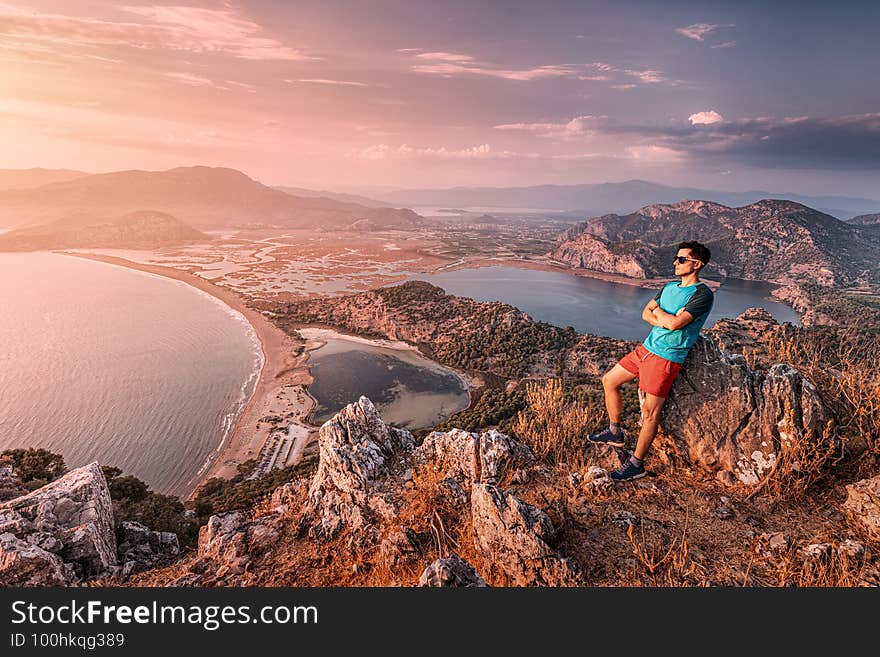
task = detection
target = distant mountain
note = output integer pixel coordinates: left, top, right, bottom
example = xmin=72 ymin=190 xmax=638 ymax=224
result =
xmin=0 ymin=210 xmax=209 ymax=251
xmin=0 ymin=168 xmax=89 ymax=191
xmin=550 ymin=199 xmax=880 ymax=287
xmin=0 ymin=166 xmax=422 ymax=231
xmin=847 ymin=213 xmax=880 ymax=225
xmin=273 ymin=186 xmax=392 ymax=208
xmin=376 ymin=180 xmax=880 ymax=220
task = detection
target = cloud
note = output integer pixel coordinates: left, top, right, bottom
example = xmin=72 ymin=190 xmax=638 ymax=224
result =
xmin=624 ymin=69 xmax=666 ymax=83
xmin=289 ymin=78 xmax=369 ymax=86
xmin=494 ymin=115 xmax=601 ymax=139
xmin=711 ymin=41 xmax=736 ymax=49
xmin=600 ymin=112 xmax=880 ymax=170
xmin=689 ymin=110 xmax=724 ymax=125
xmin=347 ymin=143 xmax=535 ymax=160
xmin=163 ymin=72 xmax=256 ymax=92
xmin=611 ymin=83 xmax=637 ymax=90
xmin=414 ymin=52 xmax=474 ymax=62
xmin=408 ymin=51 xmax=575 ymax=80
xmin=0 ymin=4 xmax=315 ymax=61
xmin=578 ymin=75 xmax=610 ymax=81
xmin=675 ymin=23 xmax=734 ymax=42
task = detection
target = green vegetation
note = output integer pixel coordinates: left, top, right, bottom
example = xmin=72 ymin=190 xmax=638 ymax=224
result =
xmin=434 ymin=386 xmax=528 ymax=433
xmin=0 ymin=448 xmax=66 ymax=490
xmin=800 ymin=283 xmax=880 ymax=326
xmin=192 ymin=455 xmax=318 ymax=519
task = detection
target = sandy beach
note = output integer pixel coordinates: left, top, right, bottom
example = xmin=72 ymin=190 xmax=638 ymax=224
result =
xmin=60 ymin=252 xmax=319 ymax=499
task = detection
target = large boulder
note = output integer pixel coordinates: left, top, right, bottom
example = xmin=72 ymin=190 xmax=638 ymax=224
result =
xmin=0 ymin=462 xmax=117 ymax=581
xmin=299 ymin=396 xmax=414 ymax=540
xmin=843 ymin=475 xmax=880 ymax=544
xmin=654 ymin=337 xmax=829 ymax=485
xmin=414 ymin=428 xmax=535 ymax=486
xmin=470 ymin=483 xmax=580 ymax=586
xmin=0 ymin=532 xmax=70 ymax=586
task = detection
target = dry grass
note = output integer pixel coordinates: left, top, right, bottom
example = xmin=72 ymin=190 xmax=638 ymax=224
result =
xmin=626 ymin=510 xmax=707 ymax=586
xmin=511 ymin=378 xmax=601 ymax=465
xmin=766 ymin=330 xmax=880 ymax=456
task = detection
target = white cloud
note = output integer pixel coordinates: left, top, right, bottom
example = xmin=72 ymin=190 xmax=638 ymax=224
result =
xmin=689 ymin=110 xmax=724 ymax=125
xmin=0 ymin=4 xmax=316 ymax=61
xmin=624 ymin=145 xmax=684 ymax=162
xmin=347 ymin=143 xmax=533 ymax=160
xmin=409 ymin=52 xmax=575 ymax=81
xmin=624 ymin=69 xmax=666 ymax=83
xmin=494 ymin=115 xmax=600 ymax=139
xmin=675 ymin=23 xmax=735 ymax=44
xmin=289 ymin=78 xmax=369 ymax=87
xmin=612 ymin=83 xmax=637 ymax=90
xmin=711 ymin=41 xmax=737 ymax=49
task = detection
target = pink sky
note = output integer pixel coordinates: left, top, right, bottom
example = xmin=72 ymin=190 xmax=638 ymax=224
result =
xmin=1 ymin=1 xmax=878 ymax=195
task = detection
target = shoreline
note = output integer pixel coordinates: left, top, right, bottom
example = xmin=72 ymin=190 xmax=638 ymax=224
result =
xmin=58 ymin=251 xmax=318 ymax=499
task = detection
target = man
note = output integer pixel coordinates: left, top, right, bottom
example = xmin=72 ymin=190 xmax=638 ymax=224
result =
xmin=587 ymin=241 xmax=714 ymax=481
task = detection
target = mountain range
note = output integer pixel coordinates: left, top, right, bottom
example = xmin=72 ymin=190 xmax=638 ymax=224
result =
xmin=550 ymin=199 xmax=880 ymax=287
xmin=374 ymin=180 xmax=880 ymax=220
xmin=0 ymin=166 xmax=421 ymax=233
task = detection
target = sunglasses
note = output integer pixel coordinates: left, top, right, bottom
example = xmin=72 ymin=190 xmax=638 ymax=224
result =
xmin=673 ymin=256 xmax=701 ymax=265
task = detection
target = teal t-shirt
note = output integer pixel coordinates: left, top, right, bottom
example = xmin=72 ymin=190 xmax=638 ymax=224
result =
xmin=642 ymin=281 xmax=714 ymax=364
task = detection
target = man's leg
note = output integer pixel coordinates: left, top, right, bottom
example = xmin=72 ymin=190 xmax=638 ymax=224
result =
xmin=602 ymin=364 xmax=638 ymax=423
xmin=633 ymin=392 xmax=667 ymax=461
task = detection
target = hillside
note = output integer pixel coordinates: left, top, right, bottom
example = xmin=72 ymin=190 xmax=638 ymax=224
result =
xmin=0 ymin=166 xmax=422 ymax=231
xmin=274 ymin=185 xmax=392 ymax=208
xmin=0 ymin=168 xmax=88 ymax=191
xmin=0 ymin=210 xmax=208 ymax=251
xmin=376 ymin=180 xmax=880 ymax=220
xmin=848 ymin=213 xmax=880 ymax=225
xmin=550 ymin=199 xmax=880 ymax=288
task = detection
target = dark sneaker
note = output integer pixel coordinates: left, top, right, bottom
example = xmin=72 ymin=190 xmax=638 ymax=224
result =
xmin=610 ymin=460 xmax=646 ymax=481
xmin=587 ymin=426 xmax=626 ymax=447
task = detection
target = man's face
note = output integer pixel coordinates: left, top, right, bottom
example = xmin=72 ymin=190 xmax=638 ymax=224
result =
xmin=673 ymin=248 xmax=702 ymax=275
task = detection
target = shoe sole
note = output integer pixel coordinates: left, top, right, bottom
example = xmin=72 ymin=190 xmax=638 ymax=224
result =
xmin=612 ymin=471 xmax=647 ymax=482
xmin=588 ymin=436 xmax=626 ymax=447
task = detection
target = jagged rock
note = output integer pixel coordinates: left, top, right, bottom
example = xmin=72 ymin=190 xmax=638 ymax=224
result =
xmin=380 ymin=528 xmax=423 ymax=567
xmin=574 ymin=466 xmax=612 ymax=493
xmin=414 ymin=428 xmax=535 ymax=486
xmin=583 ymin=442 xmax=627 ymax=472
xmin=248 ymin=519 xmax=280 ymax=555
xmin=198 ymin=511 xmax=248 ymax=563
xmin=843 ymin=475 xmax=880 ymax=543
xmin=470 ymin=483 xmax=580 ymax=586
xmin=652 ymin=337 xmax=829 ymax=485
xmin=0 ymin=462 xmax=117 ymax=581
xmin=299 ymin=396 xmax=414 ymax=540
xmin=117 ymin=521 xmax=180 ymax=579
xmin=437 ymin=478 xmax=469 ymax=508
xmin=269 ymin=481 xmax=306 ymax=515
xmin=0 ymin=532 xmax=69 ymax=586
xmin=418 ymin=554 xmax=487 ymax=587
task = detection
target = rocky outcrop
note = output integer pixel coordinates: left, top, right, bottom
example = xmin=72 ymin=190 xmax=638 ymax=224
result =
xmin=414 ymin=428 xmax=536 ymax=486
xmin=550 ymin=233 xmax=652 ymax=278
xmin=654 ymin=337 xmax=829 ymax=485
xmin=117 ymin=521 xmax=180 ymax=579
xmin=0 ymin=533 xmax=70 ymax=586
xmin=299 ymin=396 xmax=415 ymax=540
xmin=0 ymin=462 xmax=116 ymax=583
xmin=551 ymin=199 xmax=878 ymax=288
xmin=470 ymin=483 xmax=580 ymax=586
xmin=418 ymin=554 xmax=487 ymax=587
xmin=843 ymin=475 xmax=880 ymax=543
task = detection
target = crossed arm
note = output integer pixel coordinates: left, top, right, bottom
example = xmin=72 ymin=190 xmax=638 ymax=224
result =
xmin=642 ymin=298 xmax=695 ymax=331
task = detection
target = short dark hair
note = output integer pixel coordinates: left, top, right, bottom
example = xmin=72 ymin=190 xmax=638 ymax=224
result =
xmin=678 ymin=241 xmax=711 ymax=267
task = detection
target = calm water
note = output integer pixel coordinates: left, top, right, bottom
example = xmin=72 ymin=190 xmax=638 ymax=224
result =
xmin=0 ymin=252 xmax=261 ymax=497
xmin=400 ymin=265 xmax=801 ymax=342
xmin=306 ymin=338 xmax=469 ymax=429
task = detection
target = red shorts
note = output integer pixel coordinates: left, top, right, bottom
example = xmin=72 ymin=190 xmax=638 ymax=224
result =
xmin=617 ymin=344 xmax=681 ymax=398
